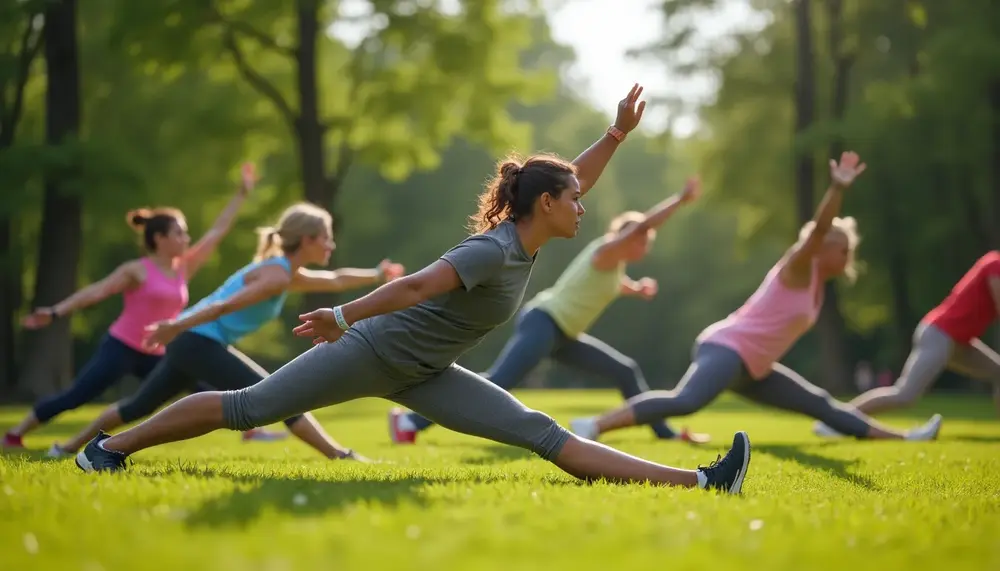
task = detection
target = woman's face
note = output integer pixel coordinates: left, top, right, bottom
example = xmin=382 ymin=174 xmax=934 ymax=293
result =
xmin=817 ymin=230 xmax=851 ymax=278
xmin=156 ymin=219 xmax=191 ymax=258
xmin=301 ymin=227 xmax=336 ymax=266
xmin=546 ymin=175 xmax=585 ymax=239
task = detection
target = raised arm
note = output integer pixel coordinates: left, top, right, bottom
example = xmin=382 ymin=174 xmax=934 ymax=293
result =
xmin=290 ymin=260 xmax=406 ymax=293
xmin=592 ymin=177 xmax=700 ymax=269
xmin=179 ymin=163 xmax=255 ymax=279
xmin=22 ymin=261 xmax=143 ymax=329
xmin=784 ymin=151 xmax=867 ymax=283
xmin=574 ymin=83 xmax=646 ymax=195
xmin=142 ymin=265 xmax=290 ymax=350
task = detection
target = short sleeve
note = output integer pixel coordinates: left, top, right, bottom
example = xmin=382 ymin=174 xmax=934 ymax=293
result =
xmin=986 ymin=251 xmax=1000 ymax=276
xmin=440 ymin=235 xmax=505 ymax=291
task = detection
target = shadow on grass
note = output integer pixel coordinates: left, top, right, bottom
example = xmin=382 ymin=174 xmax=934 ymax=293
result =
xmin=455 ymin=444 xmax=535 ymax=466
xmin=167 ymin=465 xmax=431 ymax=528
xmin=755 ymin=444 xmax=879 ymax=490
xmin=944 ymin=434 xmax=1000 ymax=443
xmin=169 ymin=465 xmax=585 ymax=528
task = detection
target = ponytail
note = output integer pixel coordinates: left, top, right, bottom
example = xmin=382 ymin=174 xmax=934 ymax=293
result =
xmin=126 ymin=208 xmax=153 ymax=231
xmin=125 ymin=207 xmax=183 ymax=252
xmin=467 ymin=153 xmax=577 ymax=234
xmin=254 ymin=226 xmax=284 ymax=262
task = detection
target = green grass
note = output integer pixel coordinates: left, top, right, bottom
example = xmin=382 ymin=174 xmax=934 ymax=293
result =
xmin=1 ymin=392 xmax=998 ymax=570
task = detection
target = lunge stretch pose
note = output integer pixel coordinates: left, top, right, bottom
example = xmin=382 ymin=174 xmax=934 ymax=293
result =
xmin=58 ymin=202 xmax=405 ymax=462
xmin=815 ymin=251 xmax=1000 ymax=436
xmin=389 ymin=177 xmax=709 ymax=444
xmin=3 ymin=164 xmax=256 ymax=455
xmin=570 ymin=151 xmax=943 ymax=442
xmin=76 ymin=85 xmax=753 ymax=495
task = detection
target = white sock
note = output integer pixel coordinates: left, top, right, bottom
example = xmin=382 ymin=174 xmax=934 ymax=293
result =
xmin=397 ymin=414 xmax=417 ymax=432
xmin=696 ymin=470 xmax=708 ymax=489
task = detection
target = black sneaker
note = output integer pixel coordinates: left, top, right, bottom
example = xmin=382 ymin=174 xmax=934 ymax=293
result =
xmin=75 ymin=431 xmax=128 ymax=473
xmin=698 ymin=431 xmax=751 ymax=494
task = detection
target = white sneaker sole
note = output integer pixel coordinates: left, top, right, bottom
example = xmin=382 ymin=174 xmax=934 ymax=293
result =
xmin=75 ymin=449 xmax=95 ymax=473
xmin=728 ymin=431 xmax=751 ymax=494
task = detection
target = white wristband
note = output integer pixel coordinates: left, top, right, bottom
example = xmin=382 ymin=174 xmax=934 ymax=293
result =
xmin=332 ymin=305 xmax=350 ymax=331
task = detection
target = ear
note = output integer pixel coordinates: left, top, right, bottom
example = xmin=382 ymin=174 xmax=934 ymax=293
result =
xmin=538 ymin=192 xmax=554 ymax=214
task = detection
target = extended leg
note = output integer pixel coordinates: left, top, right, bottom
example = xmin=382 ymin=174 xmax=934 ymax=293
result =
xmin=553 ymin=333 xmax=681 ymax=440
xmin=391 ymin=363 xmax=752 ymax=493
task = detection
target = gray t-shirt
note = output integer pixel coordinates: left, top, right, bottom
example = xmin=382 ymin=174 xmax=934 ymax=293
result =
xmin=352 ymin=221 xmax=534 ymax=379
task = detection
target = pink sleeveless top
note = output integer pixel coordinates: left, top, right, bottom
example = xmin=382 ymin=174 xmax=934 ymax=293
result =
xmin=697 ymin=258 xmax=823 ymax=379
xmin=108 ymin=258 xmax=189 ymax=355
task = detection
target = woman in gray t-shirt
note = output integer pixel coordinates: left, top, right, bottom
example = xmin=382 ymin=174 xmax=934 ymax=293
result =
xmin=76 ymin=84 xmax=752 ymax=494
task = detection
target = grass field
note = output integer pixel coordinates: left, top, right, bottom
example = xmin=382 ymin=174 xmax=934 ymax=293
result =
xmin=1 ymin=391 xmax=998 ymax=570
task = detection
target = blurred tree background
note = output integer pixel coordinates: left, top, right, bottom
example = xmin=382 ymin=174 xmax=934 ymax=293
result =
xmin=1 ymin=0 xmax=997 ymax=402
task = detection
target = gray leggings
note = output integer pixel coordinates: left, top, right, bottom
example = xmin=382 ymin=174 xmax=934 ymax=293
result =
xmin=409 ymin=308 xmax=676 ymax=438
xmin=221 ymin=331 xmax=572 ymax=460
xmin=629 ymin=342 xmax=873 ymax=438
xmin=869 ymin=323 xmax=1000 ymax=406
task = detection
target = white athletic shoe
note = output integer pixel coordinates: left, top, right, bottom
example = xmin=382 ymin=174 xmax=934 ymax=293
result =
xmin=46 ymin=443 xmax=72 ymax=459
xmin=812 ymin=421 xmax=845 ymax=438
xmin=570 ymin=417 xmax=599 ymax=441
xmin=905 ymin=414 xmax=943 ymax=441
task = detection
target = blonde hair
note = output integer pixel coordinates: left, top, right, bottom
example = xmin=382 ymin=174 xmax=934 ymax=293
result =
xmin=797 ymin=216 xmax=861 ymax=282
xmin=254 ymin=202 xmax=333 ymax=262
xmin=608 ymin=210 xmax=656 ymax=239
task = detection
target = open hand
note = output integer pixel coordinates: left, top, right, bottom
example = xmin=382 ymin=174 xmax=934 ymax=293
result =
xmin=240 ymin=162 xmax=257 ymax=196
xmin=637 ymin=277 xmax=658 ymax=300
xmin=143 ymin=320 xmax=181 ymax=351
xmin=829 ymin=151 xmax=867 ymax=189
xmin=378 ymin=259 xmax=406 ymax=283
xmin=293 ymin=308 xmax=345 ymax=345
xmin=21 ymin=308 xmax=54 ymax=330
xmin=679 ymin=176 xmax=702 ymax=203
xmin=614 ymin=83 xmax=647 ymax=134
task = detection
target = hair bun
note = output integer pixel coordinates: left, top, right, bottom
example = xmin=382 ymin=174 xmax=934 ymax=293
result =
xmin=499 ymin=161 xmax=522 ymax=179
xmin=126 ymin=208 xmax=153 ymax=230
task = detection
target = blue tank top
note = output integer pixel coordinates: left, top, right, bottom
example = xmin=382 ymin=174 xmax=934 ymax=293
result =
xmin=185 ymin=256 xmax=293 ymax=345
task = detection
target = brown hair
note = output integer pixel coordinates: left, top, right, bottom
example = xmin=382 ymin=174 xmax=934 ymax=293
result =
xmin=254 ymin=202 xmax=333 ymax=262
xmin=468 ymin=153 xmax=577 ymax=234
xmin=126 ymin=207 xmax=185 ymax=252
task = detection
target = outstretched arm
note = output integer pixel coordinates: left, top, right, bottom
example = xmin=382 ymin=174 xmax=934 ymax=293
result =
xmin=784 ymin=151 xmax=867 ymax=284
xmin=290 ymin=260 xmax=405 ymax=293
xmin=22 ymin=261 xmax=142 ymax=329
xmin=592 ymin=178 xmax=700 ymax=269
xmin=180 ymin=163 xmax=255 ymax=279
xmin=143 ymin=265 xmax=290 ymax=350
xmin=574 ymin=83 xmax=646 ymax=195
xmin=294 ymin=236 xmax=503 ymax=343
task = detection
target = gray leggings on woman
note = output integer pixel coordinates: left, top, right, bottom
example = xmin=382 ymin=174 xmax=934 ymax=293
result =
xmin=221 ymin=330 xmax=572 ymax=460
xmin=629 ymin=342 xmax=873 ymax=438
xmin=407 ymin=308 xmax=676 ymax=438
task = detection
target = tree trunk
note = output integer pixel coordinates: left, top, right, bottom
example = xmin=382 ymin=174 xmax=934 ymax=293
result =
xmin=294 ymin=0 xmax=340 ymax=312
xmin=18 ymin=0 xmax=82 ymax=397
xmin=0 ymin=217 xmax=21 ymax=391
xmin=811 ymin=0 xmax=854 ymax=394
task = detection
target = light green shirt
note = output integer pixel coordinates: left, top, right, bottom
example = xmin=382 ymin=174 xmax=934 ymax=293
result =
xmin=525 ymin=237 xmax=623 ymax=338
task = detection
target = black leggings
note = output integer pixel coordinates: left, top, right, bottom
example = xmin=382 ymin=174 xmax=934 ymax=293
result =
xmin=116 ymin=331 xmax=303 ymax=427
xmin=34 ymin=335 xmax=161 ymax=423
xmin=409 ymin=308 xmax=677 ymax=438
xmin=629 ymin=342 xmax=872 ymax=438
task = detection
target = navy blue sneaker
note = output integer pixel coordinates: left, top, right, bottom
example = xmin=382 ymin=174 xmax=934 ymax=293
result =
xmin=75 ymin=431 xmax=128 ymax=473
xmin=698 ymin=431 xmax=751 ymax=494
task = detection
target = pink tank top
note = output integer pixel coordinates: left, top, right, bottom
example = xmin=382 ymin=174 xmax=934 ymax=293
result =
xmin=697 ymin=258 xmax=823 ymax=379
xmin=108 ymin=258 xmax=189 ymax=355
